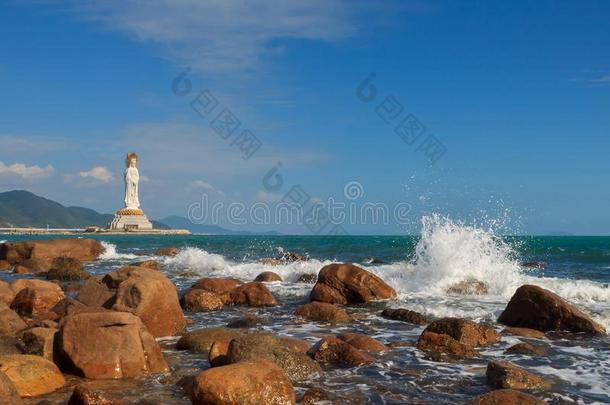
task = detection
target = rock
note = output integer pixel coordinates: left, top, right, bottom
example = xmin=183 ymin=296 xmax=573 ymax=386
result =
xmin=19 ymin=327 xmax=57 ymax=360
xmin=307 ymin=336 xmax=374 ymax=367
xmin=301 ymin=387 xmax=329 ymax=405
xmin=0 ymin=370 xmax=24 ymax=404
xmin=261 ymin=252 xmax=307 ymax=266
xmin=0 ymin=305 xmax=27 ymax=337
xmin=176 ymin=327 xmax=244 ymax=354
xmin=467 ymin=389 xmax=545 ymax=405
xmin=50 ymin=298 xmax=88 ymax=319
xmin=181 ymin=289 xmax=224 ymax=312
xmin=521 ymin=261 xmax=546 ymax=269
xmin=155 ymin=247 xmax=179 ymax=257
xmin=131 ymin=260 xmax=160 ymax=270
xmin=0 ymin=260 xmax=11 ymax=270
xmin=0 ymin=354 xmax=65 ymax=397
xmin=226 ymin=333 xmax=321 ymax=382
xmin=381 ymin=308 xmax=428 ymax=325
xmin=68 ymin=384 xmax=130 ymax=405
xmin=229 ymin=282 xmax=278 ymax=307
xmin=295 ymin=302 xmax=351 ymax=323
xmin=446 ymin=280 xmax=489 ymax=295
xmin=279 ymin=337 xmax=311 ymax=354
xmin=486 ymin=360 xmax=551 ymax=390
xmin=76 ymin=279 xmax=115 ymax=308
xmin=101 ymin=266 xmax=147 ymax=289
xmin=192 ymin=360 xmax=295 ymax=405
xmin=417 ymin=331 xmax=478 ymax=360
xmin=56 ymin=310 xmax=168 ymax=379
xmin=0 ymin=337 xmax=21 ymax=355
xmin=187 ymin=277 xmax=242 ymax=305
xmin=296 ymin=273 xmax=317 ymax=283
xmin=110 ymin=267 xmax=186 ymax=337
xmin=310 ymin=263 xmax=396 ymax=304
xmin=14 ymin=258 xmax=52 ymax=274
xmin=337 ymin=332 xmax=386 ymax=353
xmin=47 ymin=257 xmax=89 ymax=281
xmin=424 ymin=318 xmax=500 ymax=347
xmin=226 ymin=314 xmax=263 ymax=328
xmin=1 ymin=239 xmax=104 ymax=263
xmin=10 ymin=280 xmax=65 ymax=317
xmin=0 ymin=281 xmax=15 ymax=306
xmin=254 ymin=271 xmax=282 ymax=282
xmin=498 ymin=285 xmax=606 ymax=334
xmin=504 ymin=342 xmax=546 ymax=356
xmin=10 ymin=278 xmax=61 ymax=296
xmin=208 ymin=340 xmax=230 ymax=367
xmin=502 ymin=327 xmax=545 ymax=339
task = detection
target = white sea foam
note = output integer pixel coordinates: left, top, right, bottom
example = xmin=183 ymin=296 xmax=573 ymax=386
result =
xmin=99 ymin=241 xmax=138 ymax=260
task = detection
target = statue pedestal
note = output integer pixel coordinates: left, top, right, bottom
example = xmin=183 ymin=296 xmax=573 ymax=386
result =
xmin=108 ymin=208 xmax=153 ymax=231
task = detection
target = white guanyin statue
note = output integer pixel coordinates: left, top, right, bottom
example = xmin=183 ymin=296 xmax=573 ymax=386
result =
xmin=124 ymin=152 xmax=140 ymax=209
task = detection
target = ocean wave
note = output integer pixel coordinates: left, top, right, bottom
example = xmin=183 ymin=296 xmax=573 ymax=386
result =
xmin=99 ymin=241 xmax=139 ymax=260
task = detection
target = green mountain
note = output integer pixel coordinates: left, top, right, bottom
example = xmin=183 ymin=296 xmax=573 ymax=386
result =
xmin=0 ymin=190 xmax=167 ymax=229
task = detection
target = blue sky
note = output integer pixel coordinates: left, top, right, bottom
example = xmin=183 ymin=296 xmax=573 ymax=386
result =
xmin=1 ymin=1 xmax=609 ymax=235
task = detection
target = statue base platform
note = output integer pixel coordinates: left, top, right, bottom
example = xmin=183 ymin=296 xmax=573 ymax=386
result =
xmin=108 ymin=209 xmax=153 ymax=231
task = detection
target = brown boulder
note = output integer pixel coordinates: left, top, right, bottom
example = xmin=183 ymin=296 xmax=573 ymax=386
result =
xmin=381 ymin=308 xmax=428 ymax=325
xmin=226 ymin=314 xmax=264 ymax=328
xmin=56 ymin=310 xmax=168 ymax=379
xmin=0 ymin=337 xmax=21 ymax=355
xmin=486 ymin=360 xmax=551 ymax=390
xmin=68 ymin=384 xmax=130 ymax=405
xmin=181 ymin=289 xmax=224 ymax=312
xmin=0 ymin=304 xmax=27 ymax=336
xmin=47 ymin=257 xmax=89 ymax=281
xmin=295 ymin=302 xmax=351 ymax=323
xmin=446 ymin=280 xmax=489 ymax=295
xmin=1 ymin=239 xmax=104 ymax=263
xmin=229 ymin=282 xmax=278 ymax=307
xmin=110 ymin=267 xmax=186 ymax=337
xmin=307 ymin=336 xmax=374 ymax=367
xmin=155 ymin=247 xmax=179 ymax=257
xmin=176 ymin=327 xmax=244 ymax=354
xmin=504 ymin=342 xmax=546 ymax=356
xmin=0 ymin=280 xmax=14 ymax=306
xmin=188 ymin=277 xmax=242 ymax=304
xmin=226 ymin=333 xmax=321 ymax=382
xmin=0 ymin=370 xmax=23 ymax=404
xmin=467 ymin=389 xmax=545 ymax=405
xmin=279 ymin=336 xmax=311 ymax=354
xmin=0 ymin=260 xmax=11 ymax=270
xmin=301 ymin=387 xmax=329 ymax=405
xmin=10 ymin=280 xmax=65 ymax=317
xmin=254 ymin=271 xmax=283 ymax=282
xmin=76 ymin=278 xmax=115 ymax=308
xmin=498 ymin=285 xmax=605 ymax=334
xmin=310 ymin=263 xmax=396 ymax=304
xmin=191 ymin=360 xmax=295 ymax=405
xmin=337 ymin=332 xmax=386 ymax=353
xmin=14 ymin=258 xmax=52 ymax=274
xmin=0 ymin=354 xmax=65 ymax=397
xmin=208 ymin=340 xmax=230 ymax=367
xmin=424 ymin=318 xmax=500 ymax=347
xmin=19 ymin=327 xmax=57 ymax=360
xmin=417 ymin=331 xmax=478 ymax=360
xmin=502 ymin=327 xmax=545 ymax=339
xmin=131 ymin=259 xmax=161 ymax=270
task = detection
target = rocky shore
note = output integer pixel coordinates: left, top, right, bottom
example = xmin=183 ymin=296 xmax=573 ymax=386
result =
xmin=0 ymin=238 xmax=607 ymax=404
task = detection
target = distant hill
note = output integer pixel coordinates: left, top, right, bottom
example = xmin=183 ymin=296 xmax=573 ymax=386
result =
xmin=160 ymin=215 xmax=281 ymax=235
xmin=0 ymin=190 xmax=168 ymax=229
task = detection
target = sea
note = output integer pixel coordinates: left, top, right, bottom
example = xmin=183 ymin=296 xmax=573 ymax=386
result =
xmin=2 ymin=215 xmax=610 ymax=404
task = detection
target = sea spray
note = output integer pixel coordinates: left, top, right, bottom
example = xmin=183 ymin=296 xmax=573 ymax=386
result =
xmin=99 ymin=241 xmax=139 ymax=260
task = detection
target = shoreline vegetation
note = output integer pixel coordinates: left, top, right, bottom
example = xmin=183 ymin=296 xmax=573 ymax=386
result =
xmin=0 ymin=237 xmax=607 ymax=404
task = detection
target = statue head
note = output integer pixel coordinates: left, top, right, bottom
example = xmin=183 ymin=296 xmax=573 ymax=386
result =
xmin=125 ymin=152 xmax=138 ymax=168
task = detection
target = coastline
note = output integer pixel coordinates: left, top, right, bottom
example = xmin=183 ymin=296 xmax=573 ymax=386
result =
xmin=0 ymin=227 xmax=192 ymax=235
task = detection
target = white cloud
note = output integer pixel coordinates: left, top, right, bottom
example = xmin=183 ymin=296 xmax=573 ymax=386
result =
xmin=66 ymin=0 xmax=356 ymax=73
xmin=190 ymin=180 xmax=224 ymax=195
xmin=0 ymin=161 xmax=55 ymax=180
xmin=79 ymin=166 xmax=113 ymax=183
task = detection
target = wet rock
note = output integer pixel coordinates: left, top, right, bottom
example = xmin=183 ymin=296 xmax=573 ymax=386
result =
xmin=226 ymin=332 xmax=321 ymax=382
xmin=229 ymin=282 xmax=278 ymax=307
xmin=504 ymin=342 xmax=547 ymax=356
xmin=19 ymin=327 xmax=56 ymax=360
xmin=307 ymin=336 xmax=374 ymax=367
xmin=381 ymin=308 xmax=428 ymax=325
xmin=254 ymin=271 xmax=282 ymax=282
xmin=502 ymin=327 xmax=545 ymax=339
xmin=0 ymin=304 xmax=27 ymax=336
xmin=110 ymin=267 xmax=186 ymax=337
xmin=498 ymin=285 xmax=606 ymax=334
xmin=226 ymin=314 xmax=263 ymax=328
xmin=155 ymin=247 xmax=179 ymax=257
xmin=446 ymin=280 xmax=489 ymax=295
xmin=310 ymin=263 xmax=396 ymax=305
xmin=295 ymin=302 xmax=351 ymax=324
xmin=296 ymin=273 xmax=317 ymax=283
xmin=467 ymin=389 xmax=545 ymax=405
xmin=10 ymin=280 xmax=65 ymax=317
xmin=46 ymin=257 xmax=89 ymax=281
xmin=68 ymin=384 xmax=130 ymax=405
xmin=208 ymin=340 xmax=230 ymax=367
xmin=176 ymin=327 xmax=244 ymax=354
xmin=0 ymin=260 xmax=10 ymax=270
xmin=424 ymin=318 xmax=500 ymax=347
xmin=56 ymin=310 xmax=168 ymax=379
xmin=131 ymin=260 xmax=161 ymax=271
xmin=261 ymin=252 xmax=307 ymax=266
xmin=301 ymin=387 xmax=329 ymax=405
xmin=486 ymin=360 xmax=551 ymax=390
xmin=1 ymin=239 xmax=104 ymax=263
xmin=76 ymin=279 xmax=115 ymax=308
xmin=521 ymin=261 xmax=546 ymax=269
xmin=279 ymin=336 xmax=311 ymax=354
xmin=337 ymin=332 xmax=386 ymax=353
xmin=181 ymin=289 xmax=224 ymax=312
xmin=417 ymin=331 xmax=478 ymax=360
xmin=191 ymin=360 xmax=295 ymax=405
xmin=187 ymin=278 xmax=242 ymax=305
xmin=0 ymin=354 xmax=66 ymax=397
xmin=14 ymin=258 xmax=52 ymax=274
xmin=0 ymin=370 xmax=24 ymax=404
xmin=0 ymin=281 xmax=14 ymax=306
